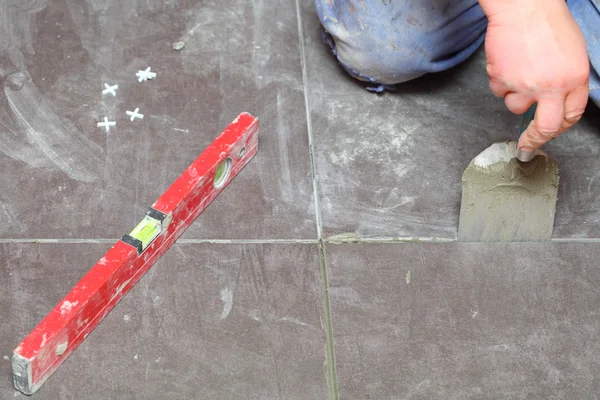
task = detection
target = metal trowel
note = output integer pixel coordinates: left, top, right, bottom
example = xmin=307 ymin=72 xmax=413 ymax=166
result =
xmin=457 ymin=103 xmax=559 ymax=242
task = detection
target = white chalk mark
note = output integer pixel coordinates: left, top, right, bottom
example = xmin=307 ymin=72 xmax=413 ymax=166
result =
xmin=102 ymin=83 xmax=119 ymax=96
xmin=490 ymin=344 xmax=510 ymax=352
xmin=123 ymin=314 xmax=131 ymax=322
xmin=248 ymin=309 xmax=261 ymax=321
xmin=97 ymin=117 xmax=116 ymax=133
xmin=278 ymin=317 xmax=313 ymax=328
xmin=220 ymin=287 xmax=233 ymax=319
xmin=4 ymin=355 xmax=9 ymax=361
xmin=126 ymin=108 xmax=144 ymax=121
xmin=5 ymin=77 xmax=103 ymax=182
xmin=136 ymin=67 xmax=157 ymax=82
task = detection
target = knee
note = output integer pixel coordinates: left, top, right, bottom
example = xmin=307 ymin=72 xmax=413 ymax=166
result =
xmin=315 ymin=0 xmax=486 ymax=85
xmin=315 ymin=4 xmax=430 ymax=84
xmin=331 ymin=30 xmax=432 ymax=85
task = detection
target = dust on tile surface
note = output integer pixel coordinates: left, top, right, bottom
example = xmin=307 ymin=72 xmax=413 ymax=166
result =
xmin=299 ymin=0 xmax=600 ymax=240
xmin=0 ymin=243 xmax=327 ymax=399
xmin=0 ymin=0 xmax=315 ymax=240
xmin=2 ymin=0 xmax=600 ymax=398
xmin=327 ymin=243 xmax=600 ymax=399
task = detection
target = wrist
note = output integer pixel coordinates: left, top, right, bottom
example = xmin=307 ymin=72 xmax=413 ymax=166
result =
xmin=478 ymin=0 xmax=560 ymax=20
xmin=478 ymin=0 xmax=522 ymax=17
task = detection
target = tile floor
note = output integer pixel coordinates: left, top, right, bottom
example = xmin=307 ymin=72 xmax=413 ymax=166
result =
xmin=1 ymin=0 xmax=600 ymax=398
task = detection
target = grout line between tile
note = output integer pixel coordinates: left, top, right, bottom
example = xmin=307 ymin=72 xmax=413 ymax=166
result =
xmin=317 ymin=240 xmax=338 ymax=400
xmin=550 ymin=238 xmax=600 ymax=243
xmin=323 ymin=237 xmax=600 ymax=244
xmin=0 ymin=239 xmax=117 ymax=244
xmin=178 ymin=239 xmax=318 ymax=244
xmin=295 ymin=2 xmax=338 ymax=399
xmin=296 ymin=16 xmax=322 ymax=239
xmin=326 ymin=236 xmax=456 ymax=244
xmin=3 ymin=238 xmax=597 ymax=245
xmin=0 ymin=239 xmax=318 ymax=244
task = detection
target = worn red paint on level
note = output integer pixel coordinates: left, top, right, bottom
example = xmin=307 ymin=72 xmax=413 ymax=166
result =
xmin=12 ymin=113 xmax=259 ymax=395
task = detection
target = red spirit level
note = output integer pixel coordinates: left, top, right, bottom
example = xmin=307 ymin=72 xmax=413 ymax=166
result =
xmin=12 ymin=112 xmax=259 ymax=395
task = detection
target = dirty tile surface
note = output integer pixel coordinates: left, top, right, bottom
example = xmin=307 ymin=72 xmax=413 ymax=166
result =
xmin=3 ymin=0 xmax=600 ymax=399
xmin=300 ymin=1 xmax=600 ymax=240
xmin=0 ymin=0 xmax=315 ymax=240
xmin=326 ymin=243 xmax=600 ymax=399
xmin=0 ymin=243 xmax=327 ymax=399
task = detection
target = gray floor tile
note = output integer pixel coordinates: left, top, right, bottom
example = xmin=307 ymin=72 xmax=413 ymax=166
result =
xmin=300 ymin=1 xmax=600 ymax=239
xmin=0 ymin=0 xmax=315 ymax=240
xmin=1 ymin=242 xmax=327 ymax=399
xmin=326 ymin=242 xmax=600 ymax=399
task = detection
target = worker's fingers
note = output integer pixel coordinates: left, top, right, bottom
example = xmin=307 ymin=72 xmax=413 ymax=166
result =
xmin=504 ymin=92 xmax=535 ymax=114
xmin=488 ymin=79 xmax=509 ymax=98
xmin=560 ymin=86 xmax=589 ymax=131
xmin=518 ymin=95 xmax=566 ymax=151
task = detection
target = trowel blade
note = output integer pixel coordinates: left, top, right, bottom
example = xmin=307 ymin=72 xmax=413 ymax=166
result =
xmin=458 ymin=141 xmax=559 ymax=242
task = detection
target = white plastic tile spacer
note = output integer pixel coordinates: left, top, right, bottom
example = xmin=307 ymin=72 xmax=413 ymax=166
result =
xmin=136 ymin=67 xmax=156 ymax=83
xmin=97 ymin=117 xmax=116 ymax=132
xmin=102 ymin=83 xmax=119 ymax=96
xmin=126 ymin=108 xmax=144 ymax=121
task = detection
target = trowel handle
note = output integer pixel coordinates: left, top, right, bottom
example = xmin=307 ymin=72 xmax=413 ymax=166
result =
xmin=518 ymin=103 xmax=537 ymax=135
xmin=516 ymin=103 xmax=537 ymax=162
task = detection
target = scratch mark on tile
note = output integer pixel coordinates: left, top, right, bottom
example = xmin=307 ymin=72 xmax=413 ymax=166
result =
xmin=489 ymin=344 xmax=510 ymax=352
xmin=417 ymin=245 xmax=426 ymax=271
xmin=416 ymin=379 xmax=431 ymax=390
xmin=145 ymin=361 xmax=150 ymax=380
xmin=279 ymin=316 xmax=314 ymax=329
xmin=220 ymin=287 xmax=233 ymax=319
xmin=4 ymin=83 xmax=104 ymax=182
xmin=0 ymin=3 xmax=103 ymax=182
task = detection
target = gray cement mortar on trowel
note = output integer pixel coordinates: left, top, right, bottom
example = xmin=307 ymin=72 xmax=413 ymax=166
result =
xmin=458 ymin=141 xmax=559 ymax=242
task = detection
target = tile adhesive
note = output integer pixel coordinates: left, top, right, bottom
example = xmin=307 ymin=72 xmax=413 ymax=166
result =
xmin=458 ymin=141 xmax=559 ymax=242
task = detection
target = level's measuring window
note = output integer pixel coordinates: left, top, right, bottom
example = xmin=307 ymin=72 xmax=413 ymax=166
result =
xmin=213 ymin=158 xmax=232 ymax=189
xmin=129 ymin=216 xmax=162 ymax=251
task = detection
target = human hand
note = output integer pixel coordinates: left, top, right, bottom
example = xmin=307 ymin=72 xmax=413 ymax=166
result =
xmin=479 ymin=0 xmax=590 ymax=152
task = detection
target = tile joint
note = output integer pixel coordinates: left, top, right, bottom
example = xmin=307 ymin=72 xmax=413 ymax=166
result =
xmin=294 ymin=1 xmax=338 ymax=398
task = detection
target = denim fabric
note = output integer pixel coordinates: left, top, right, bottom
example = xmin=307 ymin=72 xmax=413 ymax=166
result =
xmin=316 ymin=0 xmax=600 ymax=106
xmin=568 ymin=0 xmax=600 ymax=106
xmin=314 ymin=0 xmax=487 ymax=85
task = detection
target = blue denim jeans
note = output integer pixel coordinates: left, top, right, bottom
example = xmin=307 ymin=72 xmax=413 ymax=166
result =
xmin=315 ymin=0 xmax=600 ymax=105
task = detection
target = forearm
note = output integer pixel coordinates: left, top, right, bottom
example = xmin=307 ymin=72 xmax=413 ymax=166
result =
xmin=477 ymin=0 xmax=564 ymax=20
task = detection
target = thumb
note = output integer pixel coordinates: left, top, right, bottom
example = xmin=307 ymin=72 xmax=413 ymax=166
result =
xmin=518 ymin=96 xmax=565 ymax=151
